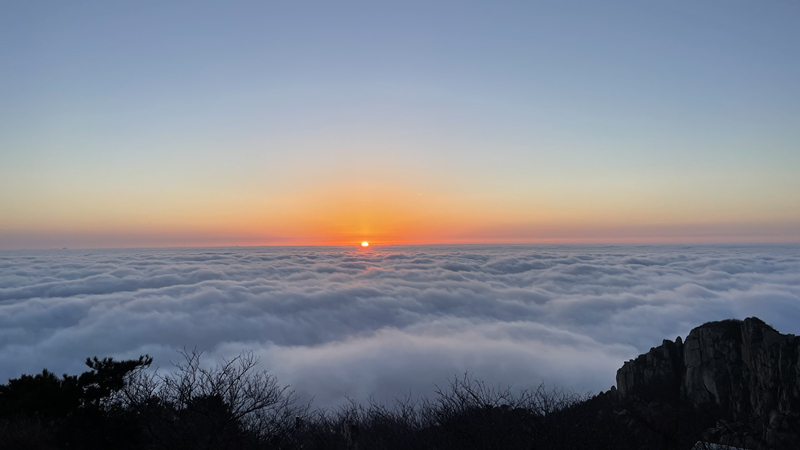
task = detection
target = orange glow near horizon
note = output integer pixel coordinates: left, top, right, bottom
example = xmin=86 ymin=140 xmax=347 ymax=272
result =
xmin=5 ymin=219 xmax=799 ymax=250
xmin=2 ymin=174 xmax=800 ymax=249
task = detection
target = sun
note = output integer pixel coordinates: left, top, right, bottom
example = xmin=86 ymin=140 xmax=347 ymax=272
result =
xmin=361 ymin=241 xmax=369 ymax=247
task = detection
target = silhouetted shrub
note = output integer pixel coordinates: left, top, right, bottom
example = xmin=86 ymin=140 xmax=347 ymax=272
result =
xmin=0 ymin=352 xmax=707 ymax=449
xmin=121 ymin=349 xmax=308 ymax=450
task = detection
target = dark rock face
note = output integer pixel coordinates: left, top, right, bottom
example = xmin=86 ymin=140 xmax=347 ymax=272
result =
xmin=616 ymin=336 xmax=684 ymax=400
xmin=614 ymin=317 xmax=800 ymax=449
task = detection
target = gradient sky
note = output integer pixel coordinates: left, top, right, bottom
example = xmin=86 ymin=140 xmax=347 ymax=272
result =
xmin=2 ymin=0 xmax=799 ymax=248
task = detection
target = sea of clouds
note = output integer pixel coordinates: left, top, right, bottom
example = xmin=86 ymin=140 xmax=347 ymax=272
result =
xmin=1 ymin=245 xmax=799 ymax=406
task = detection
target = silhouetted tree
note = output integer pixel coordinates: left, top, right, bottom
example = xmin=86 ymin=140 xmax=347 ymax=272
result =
xmin=0 ymin=355 xmax=152 ymax=450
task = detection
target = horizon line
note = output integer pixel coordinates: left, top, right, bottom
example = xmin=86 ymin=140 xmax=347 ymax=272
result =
xmin=3 ymin=240 xmax=800 ymax=252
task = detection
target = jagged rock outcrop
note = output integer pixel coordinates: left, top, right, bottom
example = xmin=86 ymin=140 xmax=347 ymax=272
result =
xmin=613 ymin=317 xmax=800 ymax=449
xmin=617 ymin=336 xmax=684 ymax=400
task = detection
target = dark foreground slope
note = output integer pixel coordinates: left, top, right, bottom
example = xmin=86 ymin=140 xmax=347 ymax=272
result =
xmin=1 ymin=317 xmax=799 ymax=450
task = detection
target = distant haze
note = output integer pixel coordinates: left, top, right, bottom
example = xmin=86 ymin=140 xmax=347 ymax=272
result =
xmin=2 ymin=1 xmax=800 ymax=248
xmin=1 ymin=245 xmax=798 ymax=406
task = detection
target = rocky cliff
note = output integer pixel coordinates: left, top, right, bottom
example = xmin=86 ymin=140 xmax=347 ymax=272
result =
xmin=613 ymin=317 xmax=800 ymax=449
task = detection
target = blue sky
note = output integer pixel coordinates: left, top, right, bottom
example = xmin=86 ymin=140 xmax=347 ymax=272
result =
xmin=2 ymin=1 xmax=799 ymax=248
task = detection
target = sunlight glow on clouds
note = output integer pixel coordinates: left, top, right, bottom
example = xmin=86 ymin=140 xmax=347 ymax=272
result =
xmin=1 ymin=245 xmax=798 ymax=406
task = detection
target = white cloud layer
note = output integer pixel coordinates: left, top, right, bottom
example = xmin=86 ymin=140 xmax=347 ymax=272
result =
xmin=1 ymin=245 xmax=799 ymax=406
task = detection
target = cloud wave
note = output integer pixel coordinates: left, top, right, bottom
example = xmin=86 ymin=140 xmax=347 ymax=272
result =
xmin=1 ymin=245 xmax=799 ymax=406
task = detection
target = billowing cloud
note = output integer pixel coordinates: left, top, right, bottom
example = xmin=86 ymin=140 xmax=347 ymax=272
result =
xmin=1 ymin=245 xmax=799 ymax=406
